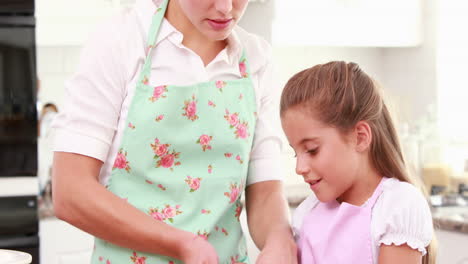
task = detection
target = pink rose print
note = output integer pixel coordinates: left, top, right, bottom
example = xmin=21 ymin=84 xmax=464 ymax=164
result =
xmin=149 ymin=85 xmax=168 ymax=102
xmin=208 ymin=165 xmax=213 ymax=174
xmin=142 ymin=76 xmax=149 ymax=85
xmin=150 ymin=138 xmax=181 ymax=171
xmin=157 ymin=184 xmax=167 ymax=191
xmin=224 ymin=109 xmax=239 ymax=128
xmin=155 ymin=115 xmax=164 ymax=122
xmin=215 ymin=226 xmax=219 ymax=231
xmin=224 ymin=109 xmax=250 ymax=139
xmin=162 ymin=206 xmax=176 ymax=218
xmin=182 ymin=94 xmax=199 ymax=121
xmin=145 ymin=180 xmax=153 ymax=184
xmin=222 ymin=228 xmax=229 ymax=236
xmin=130 ymin=252 xmax=146 ymax=264
xmin=235 ymin=155 xmax=244 ymax=164
xmin=239 ymin=59 xmax=248 ymax=78
xmin=145 ymin=45 xmax=153 ymax=56
xmin=185 ymin=176 xmax=202 ymax=192
xmin=150 ymin=211 xmax=165 ymax=221
xmin=239 ymin=93 xmax=243 ymax=100
xmin=149 ymin=205 xmax=182 ymax=223
xmin=224 ymin=183 xmax=241 ymax=204
xmin=99 ymin=256 xmax=103 ymax=261
xmin=235 ymin=122 xmax=249 ymax=139
xmin=112 ymin=149 xmax=131 ymax=173
xmin=160 ymin=154 xmax=175 ymax=168
xmin=128 ymin=122 xmax=135 ymax=129
xmin=231 ymin=255 xmax=246 ymax=264
xmin=196 ymin=134 xmax=213 ymax=151
xmin=235 ymin=201 xmax=242 ymax=221
xmin=224 ymin=153 xmax=233 ymax=158
xmin=201 ymin=209 xmax=211 ymax=214
xmin=197 ymin=230 xmax=210 ymax=240
xmin=208 ymin=100 xmax=216 ymax=107
xmin=154 ymin=143 xmax=168 ymax=157
xmin=153 ymin=0 xmax=163 ymax=7
xmin=106 ymin=260 xmax=111 ymax=264
xmin=215 ymin=80 xmax=226 ymax=92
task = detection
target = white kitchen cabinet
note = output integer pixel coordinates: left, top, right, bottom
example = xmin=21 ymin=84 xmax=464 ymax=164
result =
xmin=435 ymin=230 xmax=468 ymax=263
xmin=36 ymin=0 xmax=134 ymax=46
xmin=273 ymin=0 xmax=423 ymax=47
xmin=40 ymin=218 xmax=94 ymax=264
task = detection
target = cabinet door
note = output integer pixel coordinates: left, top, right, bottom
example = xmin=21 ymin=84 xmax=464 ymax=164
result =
xmin=40 ymin=218 xmax=94 ymax=264
xmin=36 ymin=0 xmax=116 ymax=46
xmin=273 ymin=0 xmax=422 ymax=47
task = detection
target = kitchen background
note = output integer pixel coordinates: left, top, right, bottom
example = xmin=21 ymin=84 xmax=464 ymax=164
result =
xmin=2 ymin=0 xmax=468 ymax=263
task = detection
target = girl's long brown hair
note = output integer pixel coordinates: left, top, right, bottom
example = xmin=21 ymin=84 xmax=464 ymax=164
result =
xmin=280 ymin=61 xmax=436 ymax=264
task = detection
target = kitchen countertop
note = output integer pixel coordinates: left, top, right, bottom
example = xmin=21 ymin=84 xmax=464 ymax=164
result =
xmin=38 ymin=184 xmax=468 ymax=235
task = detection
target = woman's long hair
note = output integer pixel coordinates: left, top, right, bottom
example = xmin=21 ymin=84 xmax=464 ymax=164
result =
xmin=280 ymin=61 xmax=436 ymax=264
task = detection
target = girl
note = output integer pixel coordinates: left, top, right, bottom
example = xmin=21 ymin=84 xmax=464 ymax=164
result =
xmin=51 ymin=0 xmax=296 ymax=263
xmin=280 ymin=61 xmax=435 ymax=264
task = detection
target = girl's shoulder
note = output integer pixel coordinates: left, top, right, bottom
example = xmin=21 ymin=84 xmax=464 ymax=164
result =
xmin=376 ymin=177 xmax=430 ymax=212
xmin=372 ymin=178 xmax=433 ymax=255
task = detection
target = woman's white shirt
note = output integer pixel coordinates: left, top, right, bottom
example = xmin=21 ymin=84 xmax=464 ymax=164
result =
xmin=52 ymin=0 xmax=283 ymax=186
xmin=292 ymin=178 xmax=433 ymax=263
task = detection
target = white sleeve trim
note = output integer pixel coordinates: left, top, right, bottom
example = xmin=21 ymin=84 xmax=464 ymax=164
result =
xmin=246 ymin=155 xmax=284 ymax=186
xmin=379 ymin=234 xmax=428 ymax=256
xmin=53 ymin=128 xmax=110 ymax=162
xmin=372 ymin=179 xmax=433 ymax=258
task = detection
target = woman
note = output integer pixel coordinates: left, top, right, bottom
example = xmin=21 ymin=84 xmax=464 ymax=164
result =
xmin=51 ymin=0 xmax=296 ymax=263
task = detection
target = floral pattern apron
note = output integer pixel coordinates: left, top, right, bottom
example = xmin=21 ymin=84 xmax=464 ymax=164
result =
xmin=91 ymin=1 xmax=257 ymax=263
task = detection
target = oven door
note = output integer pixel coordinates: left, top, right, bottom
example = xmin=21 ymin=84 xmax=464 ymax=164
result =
xmin=0 ymin=0 xmax=34 ymax=15
xmin=0 ymin=195 xmax=39 ymax=264
xmin=0 ymin=235 xmax=39 ymax=264
xmin=0 ymin=15 xmax=37 ymax=177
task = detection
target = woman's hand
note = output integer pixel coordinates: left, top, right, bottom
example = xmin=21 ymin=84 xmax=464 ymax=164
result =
xmin=255 ymin=231 xmax=298 ymax=264
xmin=179 ymin=236 xmax=219 ymax=264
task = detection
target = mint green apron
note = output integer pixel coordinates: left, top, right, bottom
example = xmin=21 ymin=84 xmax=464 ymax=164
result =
xmin=91 ymin=1 xmax=257 ymax=263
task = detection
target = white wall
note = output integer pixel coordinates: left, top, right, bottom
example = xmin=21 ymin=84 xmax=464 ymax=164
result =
xmin=37 ymin=46 xmax=81 ymax=109
xmin=380 ymin=0 xmax=438 ymax=124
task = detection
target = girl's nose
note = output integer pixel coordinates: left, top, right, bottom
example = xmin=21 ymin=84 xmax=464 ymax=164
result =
xmin=215 ymin=0 xmax=233 ymax=15
xmin=295 ymin=156 xmax=310 ymax=177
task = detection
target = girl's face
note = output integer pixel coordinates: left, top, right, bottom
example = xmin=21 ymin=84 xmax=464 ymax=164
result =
xmin=281 ymin=106 xmax=361 ymax=203
xmin=176 ymin=0 xmax=249 ymax=40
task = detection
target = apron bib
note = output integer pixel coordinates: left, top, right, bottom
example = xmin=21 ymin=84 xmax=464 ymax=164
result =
xmin=91 ymin=1 xmax=257 ymax=263
xmin=298 ymin=177 xmax=387 ymax=264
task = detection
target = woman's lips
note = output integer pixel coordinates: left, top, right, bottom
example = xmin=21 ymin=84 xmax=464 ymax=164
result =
xmin=207 ymin=19 xmax=232 ymax=30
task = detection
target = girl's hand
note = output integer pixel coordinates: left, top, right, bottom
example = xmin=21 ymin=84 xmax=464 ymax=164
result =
xmin=255 ymin=234 xmax=298 ymax=264
xmin=180 ymin=236 xmax=219 ymax=264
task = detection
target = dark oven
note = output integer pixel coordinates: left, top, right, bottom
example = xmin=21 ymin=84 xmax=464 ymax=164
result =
xmin=0 ymin=1 xmax=37 ymax=177
xmin=0 ymin=0 xmax=39 ymax=263
xmin=0 ymin=196 xmax=39 ymax=264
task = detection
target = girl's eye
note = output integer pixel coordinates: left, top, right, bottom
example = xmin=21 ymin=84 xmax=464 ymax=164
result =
xmin=307 ymin=148 xmax=318 ymax=155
